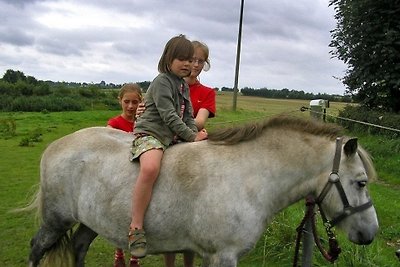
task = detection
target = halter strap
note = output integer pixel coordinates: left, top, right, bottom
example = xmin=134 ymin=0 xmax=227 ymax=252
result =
xmin=332 ymin=137 xmax=342 ymax=174
xmin=316 ymin=137 xmax=373 ymax=228
xmin=316 ymin=137 xmax=343 ymax=205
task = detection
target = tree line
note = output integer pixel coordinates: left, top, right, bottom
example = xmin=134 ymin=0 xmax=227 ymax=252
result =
xmin=0 ymin=69 xmax=351 ymax=112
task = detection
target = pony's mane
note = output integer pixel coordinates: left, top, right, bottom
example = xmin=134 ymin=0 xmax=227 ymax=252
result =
xmin=208 ymin=115 xmax=343 ymax=145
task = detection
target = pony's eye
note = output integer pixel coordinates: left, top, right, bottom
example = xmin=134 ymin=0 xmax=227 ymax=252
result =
xmin=357 ymin=181 xmax=367 ymax=188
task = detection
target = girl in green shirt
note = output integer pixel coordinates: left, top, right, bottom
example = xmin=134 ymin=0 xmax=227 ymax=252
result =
xmin=128 ymin=35 xmax=208 ymax=258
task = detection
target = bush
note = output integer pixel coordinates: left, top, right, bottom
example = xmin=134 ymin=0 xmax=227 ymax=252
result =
xmin=19 ymin=127 xmax=43 ymax=146
xmin=15 ymin=80 xmax=33 ymax=96
xmin=4 ymin=96 xmax=84 ymax=112
xmin=337 ymin=105 xmax=400 ymax=138
xmin=0 ymin=117 xmax=16 ymax=138
xmin=102 ymin=98 xmax=120 ymax=110
xmin=0 ymin=95 xmax=14 ymax=111
xmin=33 ymin=83 xmax=51 ymax=96
xmin=0 ymin=80 xmax=13 ymax=95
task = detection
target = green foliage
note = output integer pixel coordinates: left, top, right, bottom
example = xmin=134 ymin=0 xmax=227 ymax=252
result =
xmin=52 ymin=84 xmax=73 ymax=96
xmin=78 ymin=85 xmax=104 ymax=98
xmin=337 ymin=105 xmax=400 ymax=137
xmin=0 ymin=95 xmax=15 ymax=111
xmin=0 ymin=70 xmax=122 ymax=112
xmin=2 ymin=69 xmax=29 ymax=84
xmin=2 ymin=96 xmax=84 ymax=112
xmin=0 ymin=80 xmax=52 ymax=98
xmin=329 ymin=0 xmax=400 ymax=112
xmin=15 ymin=80 xmax=33 ymax=96
xmin=0 ymin=80 xmax=18 ymax=96
xmin=33 ymin=83 xmax=51 ymax=96
xmin=137 ymin=81 xmax=151 ymax=92
xmin=0 ymin=117 xmax=16 ymax=138
xmin=19 ymin=128 xmax=43 ymax=147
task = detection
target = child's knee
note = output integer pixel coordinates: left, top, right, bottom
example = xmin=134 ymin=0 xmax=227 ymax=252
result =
xmin=140 ymin=166 xmax=160 ymax=182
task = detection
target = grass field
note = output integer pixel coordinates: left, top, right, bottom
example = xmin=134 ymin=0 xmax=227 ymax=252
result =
xmin=0 ymin=93 xmax=399 ymax=267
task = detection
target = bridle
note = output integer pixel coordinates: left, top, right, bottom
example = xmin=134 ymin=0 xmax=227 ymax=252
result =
xmin=316 ymin=137 xmax=373 ymax=229
xmin=293 ymin=137 xmax=373 ymax=266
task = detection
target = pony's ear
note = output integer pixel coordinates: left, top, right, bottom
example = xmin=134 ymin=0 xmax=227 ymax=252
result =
xmin=344 ymin=138 xmax=358 ymax=157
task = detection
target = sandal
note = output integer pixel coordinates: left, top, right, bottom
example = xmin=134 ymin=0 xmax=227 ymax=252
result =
xmin=128 ymin=229 xmax=147 ymax=258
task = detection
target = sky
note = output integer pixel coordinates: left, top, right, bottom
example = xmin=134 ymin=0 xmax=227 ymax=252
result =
xmin=0 ymin=0 xmax=348 ymax=95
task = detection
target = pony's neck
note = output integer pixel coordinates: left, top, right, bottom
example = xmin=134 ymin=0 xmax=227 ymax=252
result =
xmin=263 ymin=134 xmax=336 ymax=213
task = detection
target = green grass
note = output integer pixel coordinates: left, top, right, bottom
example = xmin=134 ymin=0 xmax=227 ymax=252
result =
xmin=0 ymin=93 xmax=398 ymax=267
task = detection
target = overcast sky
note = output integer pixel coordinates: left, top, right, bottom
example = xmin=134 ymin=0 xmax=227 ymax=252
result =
xmin=0 ymin=0 xmax=348 ymax=95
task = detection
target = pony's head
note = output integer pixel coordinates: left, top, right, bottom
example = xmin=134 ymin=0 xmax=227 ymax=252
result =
xmin=317 ymin=137 xmax=379 ymax=245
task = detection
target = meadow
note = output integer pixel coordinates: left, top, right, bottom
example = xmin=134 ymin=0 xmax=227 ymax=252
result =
xmin=0 ymin=93 xmax=399 ymax=267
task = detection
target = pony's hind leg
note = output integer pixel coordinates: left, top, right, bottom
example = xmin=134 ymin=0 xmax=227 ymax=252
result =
xmin=28 ymin=224 xmax=68 ymax=267
xmin=71 ymin=223 xmax=98 ymax=267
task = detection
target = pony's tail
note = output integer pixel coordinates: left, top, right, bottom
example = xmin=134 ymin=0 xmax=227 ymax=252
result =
xmin=40 ymin=231 xmax=76 ymax=267
xmin=12 ymin=183 xmax=43 ymax=223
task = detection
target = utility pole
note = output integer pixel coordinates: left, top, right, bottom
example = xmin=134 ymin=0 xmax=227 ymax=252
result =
xmin=232 ymin=0 xmax=244 ymax=111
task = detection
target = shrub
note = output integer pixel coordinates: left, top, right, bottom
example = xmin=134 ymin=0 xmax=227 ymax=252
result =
xmin=5 ymin=96 xmax=84 ymax=112
xmin=0 ymin=117 xmax=16 ymax=138
xmin=53 ymin=85 xmax=72 ymax=96
xmin=102 ymin=98 xmax=120 ymax=110
xmin=19 ymin=128 xmax=43 ymax=146
xmin=337 ymin=105 xmax=400 ymax=138
xmin=15 ymin=80 xmax=33 ymax=96
xmin=33 ymin=83 xmax=51 ymax=96
xmin=0 ymin=95 xmax=14 ymax=111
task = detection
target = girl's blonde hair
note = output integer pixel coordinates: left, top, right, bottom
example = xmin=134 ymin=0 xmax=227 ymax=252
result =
xmin=192 ymin=40 xmax=211 ymax=71
xmin=158 ymin=34 xmax=194 ymax=73
xmin=119 ymin=83 xmax=142 ymax=101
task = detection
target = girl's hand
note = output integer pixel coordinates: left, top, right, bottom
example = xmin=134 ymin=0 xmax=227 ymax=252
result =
xmin=135 ymin=102 xmax=146 ymax=119
xmin=194 ymin=129 xmax=208 ymax=141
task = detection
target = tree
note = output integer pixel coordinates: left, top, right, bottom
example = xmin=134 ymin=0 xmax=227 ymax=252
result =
xmin=329 ymin=0 xmax=400 ymax=112
xmin=2 ymin=69 xmax=29 ymax=84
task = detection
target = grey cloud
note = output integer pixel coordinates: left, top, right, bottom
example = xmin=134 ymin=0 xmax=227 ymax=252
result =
xmin=0 ymin=27 xmax=35 ymax=46
xmin=0 ymin=0 xmax=50 ymax=7
xmin=0 ymin=1 xmax=42 ymax=46
xmin=36 ymin=36 xmax=83 ymax=56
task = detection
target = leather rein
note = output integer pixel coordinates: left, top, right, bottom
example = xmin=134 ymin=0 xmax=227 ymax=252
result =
xmin=293 ymin=137 xmax=373 ymax=266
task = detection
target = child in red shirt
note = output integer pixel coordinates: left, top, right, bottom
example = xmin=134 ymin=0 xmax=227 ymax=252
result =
xmin=108 ymin=83 xmax=143 ymax=132
xmin=107 ymin=83 xmax=143 ymax=267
